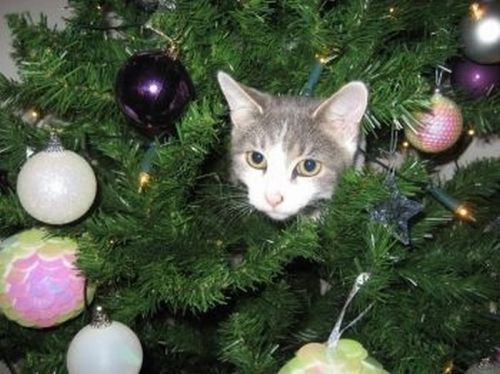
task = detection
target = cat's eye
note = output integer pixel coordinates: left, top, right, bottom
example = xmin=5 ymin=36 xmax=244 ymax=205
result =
xmin=246 ymin=151 xmax=267 ymax=170
xmin=296 ymin=159 xmax=322 ymax=177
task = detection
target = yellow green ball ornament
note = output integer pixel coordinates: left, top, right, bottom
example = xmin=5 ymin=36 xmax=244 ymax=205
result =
xmin=278 ymin=339 xmax=388 ymax=374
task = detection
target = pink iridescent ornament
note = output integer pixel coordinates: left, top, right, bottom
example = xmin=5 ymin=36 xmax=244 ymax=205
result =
xmin=0 ymin=229 xmax=94 ymax=328
xmin=405 ymin=92 xmax=463 ymax=153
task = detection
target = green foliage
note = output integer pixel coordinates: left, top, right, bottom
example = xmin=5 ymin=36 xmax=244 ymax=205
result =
xmin=0 ymin=1 xmax=499 ymax=373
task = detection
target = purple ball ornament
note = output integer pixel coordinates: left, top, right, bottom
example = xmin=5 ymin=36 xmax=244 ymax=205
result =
xmin=451 ymin=57 xmax=500 ymax=97
xmin=115 ymin=50 xmax=194 ymax=138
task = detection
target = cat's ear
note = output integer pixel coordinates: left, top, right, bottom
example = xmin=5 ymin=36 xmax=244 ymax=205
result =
xmin=312 ymin=81 xmax=368 ymax=156
xmin=217 ymin=71 xmax=267 ymax=128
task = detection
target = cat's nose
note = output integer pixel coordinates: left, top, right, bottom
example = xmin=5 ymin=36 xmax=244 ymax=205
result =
xmin=265 ymin=193 xmax=284 ymax=208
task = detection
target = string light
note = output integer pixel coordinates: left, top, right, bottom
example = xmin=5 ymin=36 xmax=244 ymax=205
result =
xmin=426 ymin=186 xmax=476 ymax=223
xmin=467 ymin=128 xmax=475 ymax=136
xmin=402 ymin=140 xmax=410 ymax=149
xmin=471 ymin=3 xmax=485 ymax=21
xmin=302 ymin=54 xmax=334 ymax=97
xmin=359 ymin=148 xmax=478 ymax=225
xmin=137 ymin=143 xmax=157 ymax=193
xmin=455 ymin=204 xmax=476 ymax=222
xmin=315 ymin=54 xmax=328 ymax=65
xmin=138 ymin=171 xmax=152 ymax=192
xmin=314 ymin=54 xmax=334 ymax=65
xmin=389 ymin=7 xmax=395 ymax=14
xmin=30 ymin=110 xmax=39 ymax=120
xmin=442 ymin=360 xmax=454 ymax=374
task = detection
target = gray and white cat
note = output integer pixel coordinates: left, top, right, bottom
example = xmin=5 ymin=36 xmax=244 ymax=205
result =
xmin=217 ymin=71 xmax=368 ymax=221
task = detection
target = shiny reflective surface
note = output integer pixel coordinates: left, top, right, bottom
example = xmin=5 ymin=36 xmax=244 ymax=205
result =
xmin=451 ymin=57 xmax=500 ymax=97
xmin=115 ymin=50 xmax=194 ymax=138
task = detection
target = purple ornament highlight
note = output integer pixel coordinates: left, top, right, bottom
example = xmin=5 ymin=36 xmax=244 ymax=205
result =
xmin=451 ymin=57 xmax=500 ymax=97
xmin=115 ymin=50 xmax=195 ymax=138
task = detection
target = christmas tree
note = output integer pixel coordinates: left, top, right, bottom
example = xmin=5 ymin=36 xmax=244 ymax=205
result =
xmin=1 ymin=0 xmax=499 ymax=373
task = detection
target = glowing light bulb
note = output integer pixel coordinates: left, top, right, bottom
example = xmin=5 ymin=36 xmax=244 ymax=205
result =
xmin=476 ymin=18 xmax=500 ymax=45
xmin=402 ymin=141 xmax=410 ymax=148
xmin=467 ymin=129 xmax=475 ymax=136
xmin=442 ymin=360 xmax=454 ymax=374
xmin=138 ymin=172 xmax=151 ymax=192
xmin=315 ymin=54 xmax=329 ymax=64
xmin=455 ymin=204 xmax=476 ymax=222
xmin=471 ymin=3 xmax=485 ymax=21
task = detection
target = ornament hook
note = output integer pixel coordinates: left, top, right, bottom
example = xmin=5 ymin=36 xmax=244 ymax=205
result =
xmin=327 ymin=272 xmax=373 ymax=348
xmin=144 ymin=22 xmax=179 ymax=59
xmin=45 ymin=132 xmax=65 ymax=153
xmin=435 ymin=65 xmax=451 ymax=93
xmin=90 ymin=305 xmax=112 ymax=328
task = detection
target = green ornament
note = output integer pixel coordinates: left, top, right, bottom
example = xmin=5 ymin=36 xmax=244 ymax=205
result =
xmin=278 ymin=339 xmax=389 ymax=374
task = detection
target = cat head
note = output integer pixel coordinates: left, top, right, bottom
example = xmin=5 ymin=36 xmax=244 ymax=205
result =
xmin=217 ymin=71 xmax=368 ymax=220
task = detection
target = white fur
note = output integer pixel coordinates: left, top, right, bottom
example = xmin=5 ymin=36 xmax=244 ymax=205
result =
xmin=218 ymin=72 xmax=369 ymax=221
xmin=240 ymin=142 xmax=325 ymax=220
xmin=312 ymin=81 xmax=368 ymax=159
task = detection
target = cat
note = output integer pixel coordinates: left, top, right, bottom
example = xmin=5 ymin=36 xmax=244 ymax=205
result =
xmin=217 ymin=71 xmax=368 ymax=221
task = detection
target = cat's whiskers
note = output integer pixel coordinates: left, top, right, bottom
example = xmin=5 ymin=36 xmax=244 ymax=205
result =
xmin=217 ymin=71 xmax=368 ymax=221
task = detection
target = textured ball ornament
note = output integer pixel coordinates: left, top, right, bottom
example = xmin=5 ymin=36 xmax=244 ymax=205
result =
xmin=0 ymin=229 xmax=93 ymax=328
xmin=405 ymin=93 xmax=463 ymax=153
xmin=462 ymin=2 xmax=500 ymax=64
xmin=16 ymin=138 xmax=97 ymax=225
xmin=278 ymin=339 xmax=388 ymax=374
xmin=451 ymin=57 xmax=500 ymax=97
xmin=66 ymin=307 xmax=143 ymax=374
xmin=465 ymin=359 xmax=500 ymax=374
xmin=115 ymin=50 xmax=194 ymax=138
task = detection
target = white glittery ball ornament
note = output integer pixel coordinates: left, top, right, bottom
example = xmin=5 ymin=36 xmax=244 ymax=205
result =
xmin=16 ymin=135 xmax=97 ymax=225
xmin=405 ymin=92 xmax=463 ymax=153
xmin=66 ymin=306 xmax=143 ymax=374
xmin=465 ymin=358 xmax=500 ymax=374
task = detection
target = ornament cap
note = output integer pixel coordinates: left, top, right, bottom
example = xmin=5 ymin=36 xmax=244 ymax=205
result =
xmin=45 ymin=133 xmax=65 ymax=153
xmin=478 ymin=357 xmax=494 ymax=368
xmin=165 ymin=44 xmax=179 ymax=60
xmin=91 ymin=305 xmax=112 ymax=328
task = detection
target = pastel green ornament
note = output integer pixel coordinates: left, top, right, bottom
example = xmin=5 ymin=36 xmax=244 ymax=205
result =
xmin=278 ymin=340 xmax=389 ymax=374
